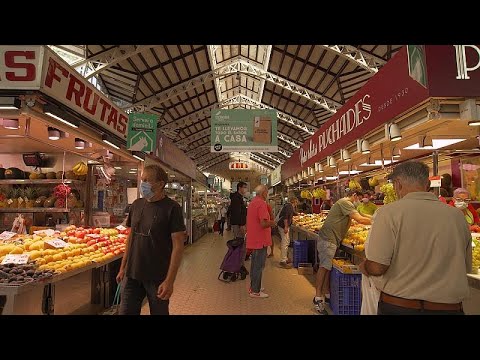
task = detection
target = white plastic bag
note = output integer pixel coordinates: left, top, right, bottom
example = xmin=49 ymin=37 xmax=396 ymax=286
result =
xmin=360 ymin=274 xmax=380 ymax=315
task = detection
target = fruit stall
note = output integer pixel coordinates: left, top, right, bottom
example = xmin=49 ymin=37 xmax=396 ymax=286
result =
xmin=0 ymin=225 xmax=129 ymax=314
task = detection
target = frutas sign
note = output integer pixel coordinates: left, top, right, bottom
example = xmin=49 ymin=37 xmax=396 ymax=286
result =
xmin=40 ymin=48 xmax=128 ymax=139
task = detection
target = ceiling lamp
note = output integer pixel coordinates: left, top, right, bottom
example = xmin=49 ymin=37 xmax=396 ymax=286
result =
xmin=0 ymin=97 xmax=21 ymax=110
xmin=44 ymin=104 xmax=79 ymax=128
xmin=102 ymin=134 xmax=121 ymax=150
xmin=132 ymin=151 xmax=145 ymax=162
xmin=302 ymin=170 xmax=308 ymax=179
xmin=48 ymin=127 xmax=61 ymax=140
xmin=75 ymin=138 xmax=86 ymax=149
xmin=315 ymin=162 xmax=324 ymax=173
xmin=357 ymin=139 xmax=370 ymax=154
xmin=468 ymin=120 xmax=480 ymax=126
xmin=327 ymin=156 xmax=337 ymax=168
xmin=392 ymin=147 xmax=401 ymax=158
xmin=385 ymin=123 xmax=402 ymax=142
xmin=1 ymin=118 xmax=19 ymax=130
xmin=341 ymin=149 xmax=351 ymax=162
xmin=419 ymin=135 xmax=433 ymax=149
xmin=308 ymin=167 xmax=314 ymax=176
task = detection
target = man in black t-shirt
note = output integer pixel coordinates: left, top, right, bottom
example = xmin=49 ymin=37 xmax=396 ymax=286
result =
xmin=278 ymin=197 xmax=298 ymax=268
xmin=116 ymin=165 xmax=186 ymax=315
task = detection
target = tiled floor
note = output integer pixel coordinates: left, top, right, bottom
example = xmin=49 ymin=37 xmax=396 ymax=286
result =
xmin=141 ymin=230 xmax=320 ymax=315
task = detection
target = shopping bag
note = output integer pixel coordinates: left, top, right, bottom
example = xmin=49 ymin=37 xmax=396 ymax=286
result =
xmin=360 ymin=274 xmax=380 ymax=315
xmin=102 ymin=283 xmax=122 ymax=315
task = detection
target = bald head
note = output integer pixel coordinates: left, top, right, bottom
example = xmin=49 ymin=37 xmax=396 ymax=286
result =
xmin=255 ymin=184 xmax=268 ymax=200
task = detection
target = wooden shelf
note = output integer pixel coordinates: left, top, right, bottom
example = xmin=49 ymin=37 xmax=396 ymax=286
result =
xmin=0 ymin=208 xmax=84 ymax=213
xmin=0 ymin=179 xmax=85 ymax=185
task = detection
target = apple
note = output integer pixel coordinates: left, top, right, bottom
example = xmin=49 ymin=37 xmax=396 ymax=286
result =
xmin=93 ymin=228 xmax=101 ymax=234
xmin=86 ymin=240 xmax=96 ymax=247
xmin=67 ymin=230 xmax=76 ymax=237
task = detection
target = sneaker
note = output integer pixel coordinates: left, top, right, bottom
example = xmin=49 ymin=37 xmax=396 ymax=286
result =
xmin=279 ymin=261 xmax=292 ymax=269
xmin=249 ymin=291 xmax=269 ymax=298
xmin=313 ymin=297 xmax=328 ymax=315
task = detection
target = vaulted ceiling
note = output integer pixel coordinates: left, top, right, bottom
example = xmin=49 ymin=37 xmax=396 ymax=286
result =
xmin=51 ymin=45 xmax=403 ymax=171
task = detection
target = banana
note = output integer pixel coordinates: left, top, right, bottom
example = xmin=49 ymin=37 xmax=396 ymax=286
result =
xmin=73 ymin=162 xmax=87 ymax=176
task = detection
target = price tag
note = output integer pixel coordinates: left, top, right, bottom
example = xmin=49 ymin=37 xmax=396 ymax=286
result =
xmin=116 ymin=225 xmax=127 ymax=231
xmin=429 ymin=176 xmax=441 ymax=188
xmin=44 ymin=238 xmax=69 ymax=249
xmin=86 ymin=234 xmax=101 ymax=239
xmin=117 ymin=234 xmax=127 ymax=238
xmin=1 ymin=254 xmax=29 ymax=265
xmin=34 ymin=229 xmax=56 ymax=237
xmin=0 ymin=231 xmax=17 ymax=241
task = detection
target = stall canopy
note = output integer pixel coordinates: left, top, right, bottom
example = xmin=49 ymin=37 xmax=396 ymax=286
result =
xmin=281 ymin=45 xmax=480 ymax=181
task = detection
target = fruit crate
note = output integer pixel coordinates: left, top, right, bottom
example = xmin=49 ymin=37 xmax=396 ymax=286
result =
xmin=293 ymin=240 xmax=308 ymax=268
xmin=330 ymin=267 xmax=362 ymax=315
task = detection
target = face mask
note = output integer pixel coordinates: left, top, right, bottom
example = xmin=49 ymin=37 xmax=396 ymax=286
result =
xmin=362 ymin=198 xmax=370 ymax=204
xmin=454 ymin=201 xmax=467 ymax=210
xmin=140 ymin=181 xmax=154 ymax=200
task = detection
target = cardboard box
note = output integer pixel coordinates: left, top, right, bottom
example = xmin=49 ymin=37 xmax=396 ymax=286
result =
xmin=253 ymin=116 xmax=272 ymax=144
xmin=298 ymin=263 xmax=314 ymax=275
xmin=92 ymin=213 xmax=111 ymax=227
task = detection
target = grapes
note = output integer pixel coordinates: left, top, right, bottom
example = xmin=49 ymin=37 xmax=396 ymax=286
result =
xmin=380 ymin=183 xmax=397 ymax=204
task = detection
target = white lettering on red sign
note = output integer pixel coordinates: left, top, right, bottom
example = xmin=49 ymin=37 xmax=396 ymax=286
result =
xmin=41 ymin=50 xmax=128 ymax=139
xmin=299 ymin=94 xmax=372 ymax=166
xmin=455 ymin=45 xmax=480 ymax=80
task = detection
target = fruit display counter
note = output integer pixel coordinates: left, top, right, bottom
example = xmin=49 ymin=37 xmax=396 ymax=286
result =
xmin=0 ymin=225 xmax=128 ymax=315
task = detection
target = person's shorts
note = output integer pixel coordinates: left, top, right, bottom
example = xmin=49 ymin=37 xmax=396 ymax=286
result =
xmin=317 ymin=240 xmax=337 ymax=271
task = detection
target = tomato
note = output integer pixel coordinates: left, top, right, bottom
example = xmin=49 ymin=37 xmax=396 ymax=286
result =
xmin=75 ymin=231 xmax=85 ymax=239
xmin=93 ymin=228 xmax=101 ymax=234
xmin=67 ymin=230 xmax=76 ymax=237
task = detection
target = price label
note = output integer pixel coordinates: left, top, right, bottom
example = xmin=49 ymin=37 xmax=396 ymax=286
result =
xmin=86 ymin=234 xmax=101 ymax=239
xmin=44 ymin=239 xmax=69 ymax=249
xmin=429 ymin=176 xmax=441 ymax=188
xmin=116 ymin=225 xmax=127 ymax=231
xmin=34 ymin=229 xmax=56 ymax=237
xmin=0 ymin=231 xmax=17 ymax=241
xmin=117 ymin=234 xmax=127 ymax=238
xmin=2 ymin=254 xmax=29 ymax=265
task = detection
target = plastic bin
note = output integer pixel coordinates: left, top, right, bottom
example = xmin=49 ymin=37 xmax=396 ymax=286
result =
xmin=293 ymin=240 xmax=308 ymax=268
xmin=330 ymin=267 xmax=362 ymax=315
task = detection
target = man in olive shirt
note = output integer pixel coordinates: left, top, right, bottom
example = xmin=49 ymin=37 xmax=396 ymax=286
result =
xmin=116 ymin=165 xmax=186 ymax=315
xmin=360 ymin=161 xmax=471 ymax=315
xmin=314 ymin=190 xmax=372 ymax=314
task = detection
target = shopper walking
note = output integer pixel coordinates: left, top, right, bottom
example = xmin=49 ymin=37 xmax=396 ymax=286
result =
xmin=314 ymin=190 xmax=372 ymax=315
xmin=277 ymin=197 xmax=298 ymax=268
xmin=267 ymin=202 xmax=275 ymax=257
xmin=246 ymin=185 xmax=276 ymax=298
xmin=230 ymin=182 xmax=249 ymax=275
xmin=360 ymin=161 xmax=471 ymax=315
xmin=116 ymin=164 xmax=186 ymax=315
xmin=217 ymin=203 xmax=227 ymax=236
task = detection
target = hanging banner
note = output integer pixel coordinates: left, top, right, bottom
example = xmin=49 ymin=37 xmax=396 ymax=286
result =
xmin=127 ymin=112 xmax=158 ymax=153
xmin=211 ymin=109 xmax=278 ymax=152
xmin=270 ymin=165 xmax=282 ymax=186
xmin=229 ymin=161 xmax=250 ymax=170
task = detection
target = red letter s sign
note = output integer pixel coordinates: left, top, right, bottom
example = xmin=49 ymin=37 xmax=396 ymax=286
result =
xmin=4 ymin=51 xmax=36 ymax=81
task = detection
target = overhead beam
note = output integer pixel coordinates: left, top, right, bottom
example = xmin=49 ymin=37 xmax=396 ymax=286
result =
xmin=126 ymin=56 xmax=340 ymax=114
xmin=207 ymin=45 xmax=223 ymax=104
xmin=258 ymin=152 xmax=283 ymax=164
xmin=250 ymin=154 xmax=276 ymax=169
xmin=75 ymin=45 xmax=154 ymax=79
xmin=320 ymin=45 xmax=386 ymax=74
xmin=198 ymin=154 xmax=230 ymax=170
xmin=257 ymin=45 xmax=272 ymax=102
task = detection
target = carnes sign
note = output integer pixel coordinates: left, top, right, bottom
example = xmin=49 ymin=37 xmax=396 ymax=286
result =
xmin=40 ymin=49 xmax=128 ymax=139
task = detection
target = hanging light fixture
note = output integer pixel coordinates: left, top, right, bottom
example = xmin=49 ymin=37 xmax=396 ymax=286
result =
xmin=392 ymin=146 xmax=401 ymax=158
xmin=315 ymin=162 xmax=324 ymax=172
xmin=75 ymin=138 xmax=86 ymax=149
xmin=327 ymin=156 xmax=337 ymax=168
xmin=48 ymin=127 xmax=61 ymax=140
xmin=1 ymin=118 xmax=19 ymax=130
xmin=468 ymin=119 xmax=480 ymax=126
xmin=308 ymin=167 xmax=314 ymax=176
xmin=360 ymin=139 xmax=370 ymax=154
xmin=341 ymin=148 xmax=351 ymax=162
xmin=385 ymin=123 xmax=402 ymax=142
xmin=419 ymin=135 xmax=433 ymax=149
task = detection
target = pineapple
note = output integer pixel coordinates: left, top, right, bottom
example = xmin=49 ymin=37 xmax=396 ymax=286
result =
xmin=24 ymin=187 xmax=37 ymax=208
xmin=16 ymin=188 xmax=25 ymax=208
xmin=8 ymin=188 xmax=20 ymax=208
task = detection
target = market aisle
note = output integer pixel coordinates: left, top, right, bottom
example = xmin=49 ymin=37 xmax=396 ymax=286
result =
xmin=141 ymin=231 xmax=319 ymax=315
